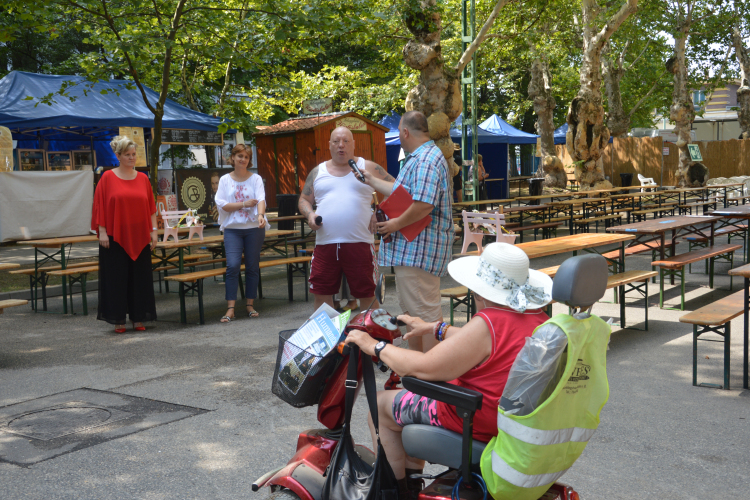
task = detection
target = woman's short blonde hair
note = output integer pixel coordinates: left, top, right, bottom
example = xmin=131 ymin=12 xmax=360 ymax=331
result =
xmin=110 ymin=135 xmax=136 ymax=155
xmin=228 ymin=144 xmax=252 ymax=167
xmin=476 ymin=153 xmax=483 ymax=162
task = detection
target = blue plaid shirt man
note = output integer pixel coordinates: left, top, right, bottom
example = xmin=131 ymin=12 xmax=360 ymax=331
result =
xmin=378 ymin=140 xmax=454 ymax=276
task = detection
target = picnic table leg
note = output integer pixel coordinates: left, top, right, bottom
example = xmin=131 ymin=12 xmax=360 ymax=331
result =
xmin=619 ymin=285 xmax=625 ymax=328
xmin=670 ymin=230 xmax=676 ymax=285
xmin=60 ymin=244 xmax=68 ymax=314
xmin=744 ymin=277 xmax=748 ymax=389
xmin=680 ymin=267 xmax=686 ymax=310
xmin=287 ymin=263 xmax=293 ymax=301
xmin=724 ymin=322 xmax=731 ymax=390
xmin=81 ymin=274 xmax=88 ymax=316
xmin=645 ymin=280 xmax=649 ymax=330
xmin=198 ymin=279 xmax=205 ymax=325
xmin=692 ymin=325 xmax=698 ymax=386
xmin=179 ymin=283 xmax=187 ymax=324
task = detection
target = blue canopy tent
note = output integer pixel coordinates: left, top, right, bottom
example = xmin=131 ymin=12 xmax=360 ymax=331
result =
xmin=554 ymin=123 xmax=568 ymax=144
xmin=378 ymin=111 xmax=402 ymax=178
xmin=0 ymin=71 xmax=228 ymax=168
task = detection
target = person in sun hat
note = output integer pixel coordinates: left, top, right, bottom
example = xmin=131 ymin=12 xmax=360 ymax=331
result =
xmin=344 ymin=242 xmax=552 ymax=500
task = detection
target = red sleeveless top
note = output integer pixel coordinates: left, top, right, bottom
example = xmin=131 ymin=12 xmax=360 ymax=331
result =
xmin=436 ymin=307 xmax=549 ymax=442
xmin=91 ymin=170 xmax=156 ymax=261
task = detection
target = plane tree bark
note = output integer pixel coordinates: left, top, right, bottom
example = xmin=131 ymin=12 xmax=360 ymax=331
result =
xmin=402 ymin=0 xmax=512 ymax=179
xmin=566 ymin=0 xmax=637 ymax=191
xmin=529 ymin=57 xmax=566 ymax=187
xmin=733 ymin=25 xmax=750 ymax=140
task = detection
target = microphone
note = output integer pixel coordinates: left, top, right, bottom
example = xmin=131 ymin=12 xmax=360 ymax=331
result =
xmin=348 ymin=159 xmax=366 ymax=183
xmin=315 ymin=216 xmax=323 ymax=226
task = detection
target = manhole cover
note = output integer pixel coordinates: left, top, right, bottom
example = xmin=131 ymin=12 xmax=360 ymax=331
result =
xmin=6 ymin=402 xmax=131 ymax=440
xmin=0 ymin=388 xmax=208 ymax=466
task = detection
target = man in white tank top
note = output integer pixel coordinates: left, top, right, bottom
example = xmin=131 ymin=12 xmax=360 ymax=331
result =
xmin=298 ymin=126 xmax=395 ymax=311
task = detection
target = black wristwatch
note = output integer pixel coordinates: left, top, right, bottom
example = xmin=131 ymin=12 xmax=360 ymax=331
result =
xmin=374 ymin=341 xmax=387 ymax=361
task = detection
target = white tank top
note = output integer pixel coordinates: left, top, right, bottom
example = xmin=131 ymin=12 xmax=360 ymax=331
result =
xmin=313 ymin=158 xmax=374 ymax=244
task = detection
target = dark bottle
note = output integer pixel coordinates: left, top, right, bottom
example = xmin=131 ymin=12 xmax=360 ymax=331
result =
xmin=375 ymin=204 xmax=392 ymax=243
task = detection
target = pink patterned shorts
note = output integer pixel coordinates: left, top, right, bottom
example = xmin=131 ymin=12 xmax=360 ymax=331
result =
xmin=392 ymin=390 xmax=442 ymax=428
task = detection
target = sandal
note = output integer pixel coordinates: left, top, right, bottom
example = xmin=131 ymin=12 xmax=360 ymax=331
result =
xmin=247 ymin=306 xmax=260 ymax=318
xmin=220 ymin=307 xmax=235 ymax=323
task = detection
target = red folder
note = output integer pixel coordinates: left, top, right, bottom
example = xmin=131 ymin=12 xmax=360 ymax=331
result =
xmin=379 ymin=185 xmax=432 ymax=242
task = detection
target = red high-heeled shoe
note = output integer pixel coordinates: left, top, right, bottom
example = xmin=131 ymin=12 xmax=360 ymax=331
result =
xmin=114 ymin=325 xmax=126 ymax=334
xmin=132 ymin=323 xmax=146 ymax=331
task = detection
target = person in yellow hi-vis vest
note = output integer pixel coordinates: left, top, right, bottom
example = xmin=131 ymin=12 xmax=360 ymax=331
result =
xmin=480 ymin=254 xmax=611 ymax=500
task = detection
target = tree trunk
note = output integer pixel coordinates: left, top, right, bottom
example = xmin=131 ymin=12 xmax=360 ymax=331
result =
xmin=528 ymin=58 xmax=565 ymax=188
xmin=401 ymin=0 xmax=511 ymax=182
xmin=734 ymin=26 xmax=750 ymax=140
xmin=566 ymin=0 xmax=637 ymax=191
xmin=402 ymin=2 xmax=461 ymax=180
xmin=668 ymin=26 xmax=701 ymax=186
xmin=602 ymin=43 xmax=629 ymax=137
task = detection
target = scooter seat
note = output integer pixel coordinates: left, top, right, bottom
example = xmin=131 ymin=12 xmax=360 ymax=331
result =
xmin=401 ymin=424 xmax=488 ymax=470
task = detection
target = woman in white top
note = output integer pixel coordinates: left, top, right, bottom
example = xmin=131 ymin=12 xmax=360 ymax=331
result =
xmin=214 ymin=144 xmax=266 ymax=321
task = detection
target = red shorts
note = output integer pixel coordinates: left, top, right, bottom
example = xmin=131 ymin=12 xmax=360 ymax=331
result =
xmin=309 ymin=242 xmax=376 ymax=297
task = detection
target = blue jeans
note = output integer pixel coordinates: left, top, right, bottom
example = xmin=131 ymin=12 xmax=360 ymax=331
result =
xmin=224 ymin=227 xmax=265 ymax=301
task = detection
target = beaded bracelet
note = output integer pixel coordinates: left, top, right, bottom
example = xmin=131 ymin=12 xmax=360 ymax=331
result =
xmin=439 ymin=322 xmax=449 ymax=341
xmin=433 ymin=321 xmax=442 ymax=339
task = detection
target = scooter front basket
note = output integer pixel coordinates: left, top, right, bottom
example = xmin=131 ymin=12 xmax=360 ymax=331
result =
xmin=271 ymin=330 xmax=342 ymax=408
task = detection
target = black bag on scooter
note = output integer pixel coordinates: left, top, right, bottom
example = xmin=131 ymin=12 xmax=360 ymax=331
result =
xmin=321 ymin=345 xmax=399 ymax=500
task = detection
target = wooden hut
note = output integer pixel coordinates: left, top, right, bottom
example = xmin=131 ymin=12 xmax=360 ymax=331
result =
xmin=254 ymin=111 xmax=389 ymax=208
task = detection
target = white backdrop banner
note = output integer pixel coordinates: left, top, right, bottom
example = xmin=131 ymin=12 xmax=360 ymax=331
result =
xmin=0 ymin=171 xmax=94 ymax=242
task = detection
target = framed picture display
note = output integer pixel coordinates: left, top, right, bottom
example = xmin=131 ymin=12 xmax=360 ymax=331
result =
xmin=72 ymin=150 xmax=96 ymax=170
xmin=46 ymin=151 xmax=72 ymax=171
xmin=17 ymin=149 xmax=46 ymax=171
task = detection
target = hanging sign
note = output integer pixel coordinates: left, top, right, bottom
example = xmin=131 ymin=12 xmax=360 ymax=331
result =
xmin=662 ymin=147 xmax=669 ymax=156
xmin=336 ymin=117 xmax=367 ymax=131
xmin=0 ymin=126 xmax=13 ymax=172
xmin=687 ymin=144 xmax=703 ymax=162
xmin=159 ymin=128 xmax=223 ymax=146
xmin=302 ymin=98 xmax=333 ymax=115
xmin=118 ymin=127 xmax=148 ymax=167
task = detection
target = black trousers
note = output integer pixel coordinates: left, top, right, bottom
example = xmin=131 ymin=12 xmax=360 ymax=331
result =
xmin=97 ymin=237 xmax=157 ymax=325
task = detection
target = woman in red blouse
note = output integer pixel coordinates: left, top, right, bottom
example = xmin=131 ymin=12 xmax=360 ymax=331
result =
xmin=92 ymin=136 xmax=158 ymax=333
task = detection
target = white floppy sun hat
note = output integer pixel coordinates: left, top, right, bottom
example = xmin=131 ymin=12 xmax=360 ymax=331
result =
xmin=447 ymin=242 xmax=553 ymax=312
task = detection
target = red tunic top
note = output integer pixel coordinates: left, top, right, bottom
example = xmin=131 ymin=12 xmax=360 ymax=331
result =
xmin=92 ymin=170 xmax=156 ymax=261
xmin=437 ymin=307 xmax=549 ymax=442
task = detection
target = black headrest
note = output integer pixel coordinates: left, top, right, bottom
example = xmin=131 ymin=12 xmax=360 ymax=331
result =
xmin=552 ymin=255 xmax=608 ymax=309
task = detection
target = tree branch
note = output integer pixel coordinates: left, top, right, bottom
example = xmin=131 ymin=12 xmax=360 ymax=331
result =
xmin=628 ymin=68 xmax=668 ymax=118
xmin=593 ymin=0 xmax=638 ymax=50
xmin=627 ymin=38 xmax=650 ymax=69
xmin=455 ymin=0 xmax=514 ymax=74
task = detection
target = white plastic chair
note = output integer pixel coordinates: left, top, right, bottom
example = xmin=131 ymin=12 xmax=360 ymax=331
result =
xmin=461 ymin=211 xmax=517 ymax=254
xmin=637 ymin=173 xmax=657 ymax=192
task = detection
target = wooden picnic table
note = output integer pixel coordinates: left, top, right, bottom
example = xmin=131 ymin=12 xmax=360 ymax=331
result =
xmin=709 ymin=183 xmax=745 ymax=205
xmin=710 ymin=205 xmax=750 ymax=264
xmin=727 ymin=263 xmax=750 ymax=389
xmin=456 ymin=233 xmax=635 ymax=270
xmin=508 ymin=176 xmax=533 ymax=197
xmin=267 ymin=214 xmax=309 ymax=237
xmin=607 ymin=215 xmax=720 ymax=266
xmin=19 ymin=234 xmax=99 ymax=313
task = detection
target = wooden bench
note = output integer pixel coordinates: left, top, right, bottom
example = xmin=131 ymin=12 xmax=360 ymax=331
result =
xmin=652 ymin=243 xmax=742 ymax=309
xmin=46 ymin=265 xmax=99 ymax=315
xmin=632 ymin=203 xmax=678 ymax=220
xmin=573 ymin=214 xmax=622 ymax=233
xmin=679 ymin=290 xmax=744 ymax=389
xmin=678 ymin=199 xmax=719 ymax=215
xmin=725 ymin=195 xmax=750 ymax=206
xmin=0 ymin=299 xmax=28 ymax=314
xmin=513 ymin=222 xmax=561 ymax=242
xmin=10 ymin=261 xmax=100 ymax=312
xmin=607 ymin=270 xmax=658 ymax=330
xmin=0 ymin=263 xmax=20 ymax=272
xmin=164 ymin=256 xmax=312 ymax=324
xmin=440 ymin=286 xmax=474 ymax=325
xmin=683 ymin=224 xmax=747 ymax=272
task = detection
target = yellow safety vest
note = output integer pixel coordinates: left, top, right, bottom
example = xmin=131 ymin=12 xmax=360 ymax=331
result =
xmin=480 ymin=313 xmax=610 ymax=500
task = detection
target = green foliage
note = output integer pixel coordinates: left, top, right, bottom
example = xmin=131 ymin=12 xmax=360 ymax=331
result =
xmin=160 ymin=145 xmax=200 ymax=169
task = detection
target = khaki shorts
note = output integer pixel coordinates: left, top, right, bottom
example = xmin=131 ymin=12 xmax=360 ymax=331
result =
xmin=394 ymin=266 xmax=443 ymax=323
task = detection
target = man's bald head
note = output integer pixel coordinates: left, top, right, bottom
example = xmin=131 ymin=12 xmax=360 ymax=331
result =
xmin=329 ymin=126 xmax=356 ymax=165
xmin=399 ymin=111 xmax=431 ymax=153
xmin=401 ymin=111 xmax=429 ymax=135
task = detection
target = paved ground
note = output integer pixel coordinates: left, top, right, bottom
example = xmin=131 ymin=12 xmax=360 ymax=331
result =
xmin=1 ymin=234 xmax=749 ymax=499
